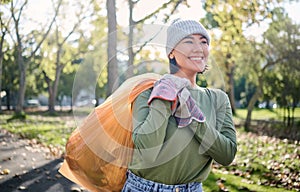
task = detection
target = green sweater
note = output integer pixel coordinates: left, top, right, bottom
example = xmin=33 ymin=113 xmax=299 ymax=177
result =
xmin=129 ymin=86 xmax=237 ymax=185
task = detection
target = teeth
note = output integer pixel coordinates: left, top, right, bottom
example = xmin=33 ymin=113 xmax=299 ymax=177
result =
xmin=190 ymin=57 xmax=203 ymax=61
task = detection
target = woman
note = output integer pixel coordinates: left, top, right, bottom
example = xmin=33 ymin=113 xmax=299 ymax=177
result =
xmin=122 ymin=19 xmax=237 ymax=192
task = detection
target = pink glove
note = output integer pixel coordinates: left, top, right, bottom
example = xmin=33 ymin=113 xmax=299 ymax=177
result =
xmin=148 ymin=75 xmax=206 ymax=127
xmin=147 ymin=78 xmax=179 ymax=111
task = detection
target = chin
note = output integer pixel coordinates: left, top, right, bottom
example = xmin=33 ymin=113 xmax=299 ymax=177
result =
xmin=197 ymin=67 xmax=206 ymax=72
xmin=196 ymin=68 xmax=206 ymax=73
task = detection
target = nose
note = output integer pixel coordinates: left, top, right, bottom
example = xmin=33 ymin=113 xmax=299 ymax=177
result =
xmin=192 ymin=43 xmax=204 ymax=53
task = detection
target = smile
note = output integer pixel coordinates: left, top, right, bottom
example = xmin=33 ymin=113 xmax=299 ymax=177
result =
xmin=189 ymin=57 xmax=204 ymax=61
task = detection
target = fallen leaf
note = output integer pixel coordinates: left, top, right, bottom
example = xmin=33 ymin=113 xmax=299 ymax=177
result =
xmin=70 ymin=186 xmax=81 ymax=192
xmin=18 ymin=186 xmax=27 ymax=190
xmin=0 ymin=168 xmax=10 ymax=175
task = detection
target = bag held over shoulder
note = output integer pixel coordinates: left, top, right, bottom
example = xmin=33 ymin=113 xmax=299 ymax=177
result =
xmin=59 ymin=73 xmax=160 ymax=191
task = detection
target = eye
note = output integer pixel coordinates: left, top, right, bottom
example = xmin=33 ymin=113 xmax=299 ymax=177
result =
xmin=200 ymin=40 xmax=208 ymax=45
xmin=184 ymin=40 xmax=193 ymax=44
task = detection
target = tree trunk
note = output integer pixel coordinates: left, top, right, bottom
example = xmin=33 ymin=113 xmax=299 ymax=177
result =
xmin=11 ymin=0 xmax=61 ymax=115
xmin=225 ymin=58 xmax=236 ymax=115
xmin=126 ymin=0 xmax=134 ymax=79
xmin=5 ymin=89 xmax=10 ymax=110
xmin=0 ymin=52 xmax=3 ymax=113
xmin=245 ymin=80 xmax=262 ymax=131
xmin=291 ymin=106 xmax=295 ymax=127
xmin=228 ymin=63 xmax=236 ymax=115
xmin=48 ymin=86 xmax=55 ymax=112
xmin=42 ymin=71 xmax=53 ymax=112
xmin=106 ymin=0 xmax=118 ymax=97
xmin=47 ymin=43 xmax=64 ymax=113
xmin=15 ymin=44 xmax=26 ymax=114
xmin=287 ymin=106 xmax=291 ymax=127
xmin=49 ymin=63 xmax=63 ymax=113
xmin=0 ymin=9 xmax=10 ymax=113
xmin=245 ymin=91 xmax=257 ymax=131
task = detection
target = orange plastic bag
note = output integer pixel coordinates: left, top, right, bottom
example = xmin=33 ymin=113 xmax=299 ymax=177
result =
xmin=59 ymin=73 xmax=160 ymax=192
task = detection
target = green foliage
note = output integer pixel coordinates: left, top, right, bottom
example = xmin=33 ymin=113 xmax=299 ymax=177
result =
xmin=234 ymin=77 xmax=257 ymax=108
xmin=203 ymin=0 xmax=300 ymax=121
xmin=1 ymin=44 xmax=19 ymax=108
xmin=261 ymin=10 xmax=300 ymax=113
xmin=202 ymin=0 xmax=283 ymax=75
xmin=196 ymin=74 xmax=208 ymax=87
xmin=0 ymin=0 xmax=12 ymax=4
xmin=26 ymin=55 xmax=44 ymax=97
xmin=57 ymin=71 xmax=76 ymax=99
xmin=201 ymin=0 xmax=266 ymax=102
xmin=84 ymin=7 xmax=108 ymax=99
xmin=40 ymin=31 xmax=76 ymax=81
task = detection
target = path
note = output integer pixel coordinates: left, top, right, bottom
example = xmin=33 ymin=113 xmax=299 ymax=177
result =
xmin=0 ymin=129 xmax=88 ymax=192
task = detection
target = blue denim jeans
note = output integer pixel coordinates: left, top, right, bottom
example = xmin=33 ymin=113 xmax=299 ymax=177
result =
xmin=122 ymin=171 xmax=203 ymax=192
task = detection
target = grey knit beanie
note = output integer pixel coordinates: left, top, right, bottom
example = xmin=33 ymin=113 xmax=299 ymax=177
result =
xmin=166 ymin=19 xmax=210 ymax=56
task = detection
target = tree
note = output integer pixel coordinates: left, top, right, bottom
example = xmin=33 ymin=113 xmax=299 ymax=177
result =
xmin=0 ymin=7 xmax=11 ymax=112
xmin=80 ymin=1 xmax=107 ymax=105
xmin=106 ymin=0 xmax=118 ymax=96
xmin=104 ymin=0 xmax=187 ymax=96
xmin=260 ymin=12 xmax=300 ymax=127
xmin=1 ymin=46 xmax=18 ymax=110
xmin=202 ymin=0 xmax=285 ymax=115
xmin=69 ymin=0 xmax=108 ymax=109
xmin=125 ymin=0 xmax=188 ymax=79
xmin=243 ymin=8 xmax=300 ymax=130
xmin=40 ymin=0 xmax=92 ymax=113
xmin=7 ymin=0 xmax=61 ymax=115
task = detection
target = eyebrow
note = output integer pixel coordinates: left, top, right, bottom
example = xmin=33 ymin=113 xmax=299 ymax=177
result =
xmin=182 ymin=35 xmax=206 ymax=40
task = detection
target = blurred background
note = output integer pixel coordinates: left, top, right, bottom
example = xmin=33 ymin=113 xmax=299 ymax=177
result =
xmin=1 ymin=1 xmax=300 ymax=191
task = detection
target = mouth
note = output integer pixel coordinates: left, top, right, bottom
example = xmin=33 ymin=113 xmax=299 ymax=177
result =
xmin=188 ymin=56 xmax=204 ymax=61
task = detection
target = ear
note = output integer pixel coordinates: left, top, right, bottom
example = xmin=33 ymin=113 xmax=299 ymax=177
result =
xmin=169 ymin=53 xmax=174 ymax=59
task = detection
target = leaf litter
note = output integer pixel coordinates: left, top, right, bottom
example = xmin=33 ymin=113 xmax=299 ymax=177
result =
xmin=213 ymin=131 xmax=300 ymax=191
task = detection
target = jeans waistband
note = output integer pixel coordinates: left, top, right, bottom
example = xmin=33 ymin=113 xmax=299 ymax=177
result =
xmin=125 ymin=170 xmax=202 ymax=192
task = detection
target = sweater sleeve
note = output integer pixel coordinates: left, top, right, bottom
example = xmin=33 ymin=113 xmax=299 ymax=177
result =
xmin=193 ymin=90 xmax=237 ymax=166
xmin=132 ymin=89 xmax=172 ymax=163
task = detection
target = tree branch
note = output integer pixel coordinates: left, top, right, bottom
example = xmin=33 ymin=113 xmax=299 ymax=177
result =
xmin=132 ymin=0 xmax=186 ymax=55
xmin=133 ymin=25 xmax=164 ymax=56
xmin=162 ymin=0 xmax=185 ymax=23
xmin=135 ymin=0 xmax=184 ymax=24
xmin=29 ymin=0 xmax=62 ymax=58
xmin=262 ymin=57 xmax=284 ymax=72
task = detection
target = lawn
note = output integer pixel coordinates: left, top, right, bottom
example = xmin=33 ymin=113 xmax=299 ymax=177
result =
xmin=235 ymin=108 xmax=300 ymax=121
xmin=203 ymin=130 xmax=299 ymax=192
xmin=0 ymin=112 xmax=77 ymax=156
xmin=0 ymin=108 xmax=299 ymax=191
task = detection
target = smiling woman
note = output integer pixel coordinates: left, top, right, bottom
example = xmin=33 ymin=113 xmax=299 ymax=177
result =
xmin=170 ymin=34 xmax=209 ymax=77
xmin=121 ymin=19 xmax=237 ymax=192
xmin=166 ymin=19 xmax=210 ymax=82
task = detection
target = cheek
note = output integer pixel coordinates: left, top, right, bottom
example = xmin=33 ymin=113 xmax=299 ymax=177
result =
xmin=173 ymin=57 xmax=183 ymax=68
xmin=173 ymin=50 xmax=186 ymax=60
xmin=173 ymin=44 xmax=191 ymax=55
xmin=205 ymin=47 xmax=210 ymax=56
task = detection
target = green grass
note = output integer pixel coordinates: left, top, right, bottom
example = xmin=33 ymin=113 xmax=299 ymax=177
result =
xmin=1 ymin=109 xmax=299 ymax=191
xmin=0 ymin=113 xmax=76 ymax=149
xmin=203 ymin=171 xmax=296 ymax=192
xmin=235 ymin=108 xmax=300 ymax=120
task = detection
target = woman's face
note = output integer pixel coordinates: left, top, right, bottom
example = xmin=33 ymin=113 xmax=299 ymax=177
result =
xmin=171 ymin=34 xmax=209 ymax=74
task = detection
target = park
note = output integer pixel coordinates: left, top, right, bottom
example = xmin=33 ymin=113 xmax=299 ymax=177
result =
xmin=1 ymin=0 xmax=300 ymax=191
